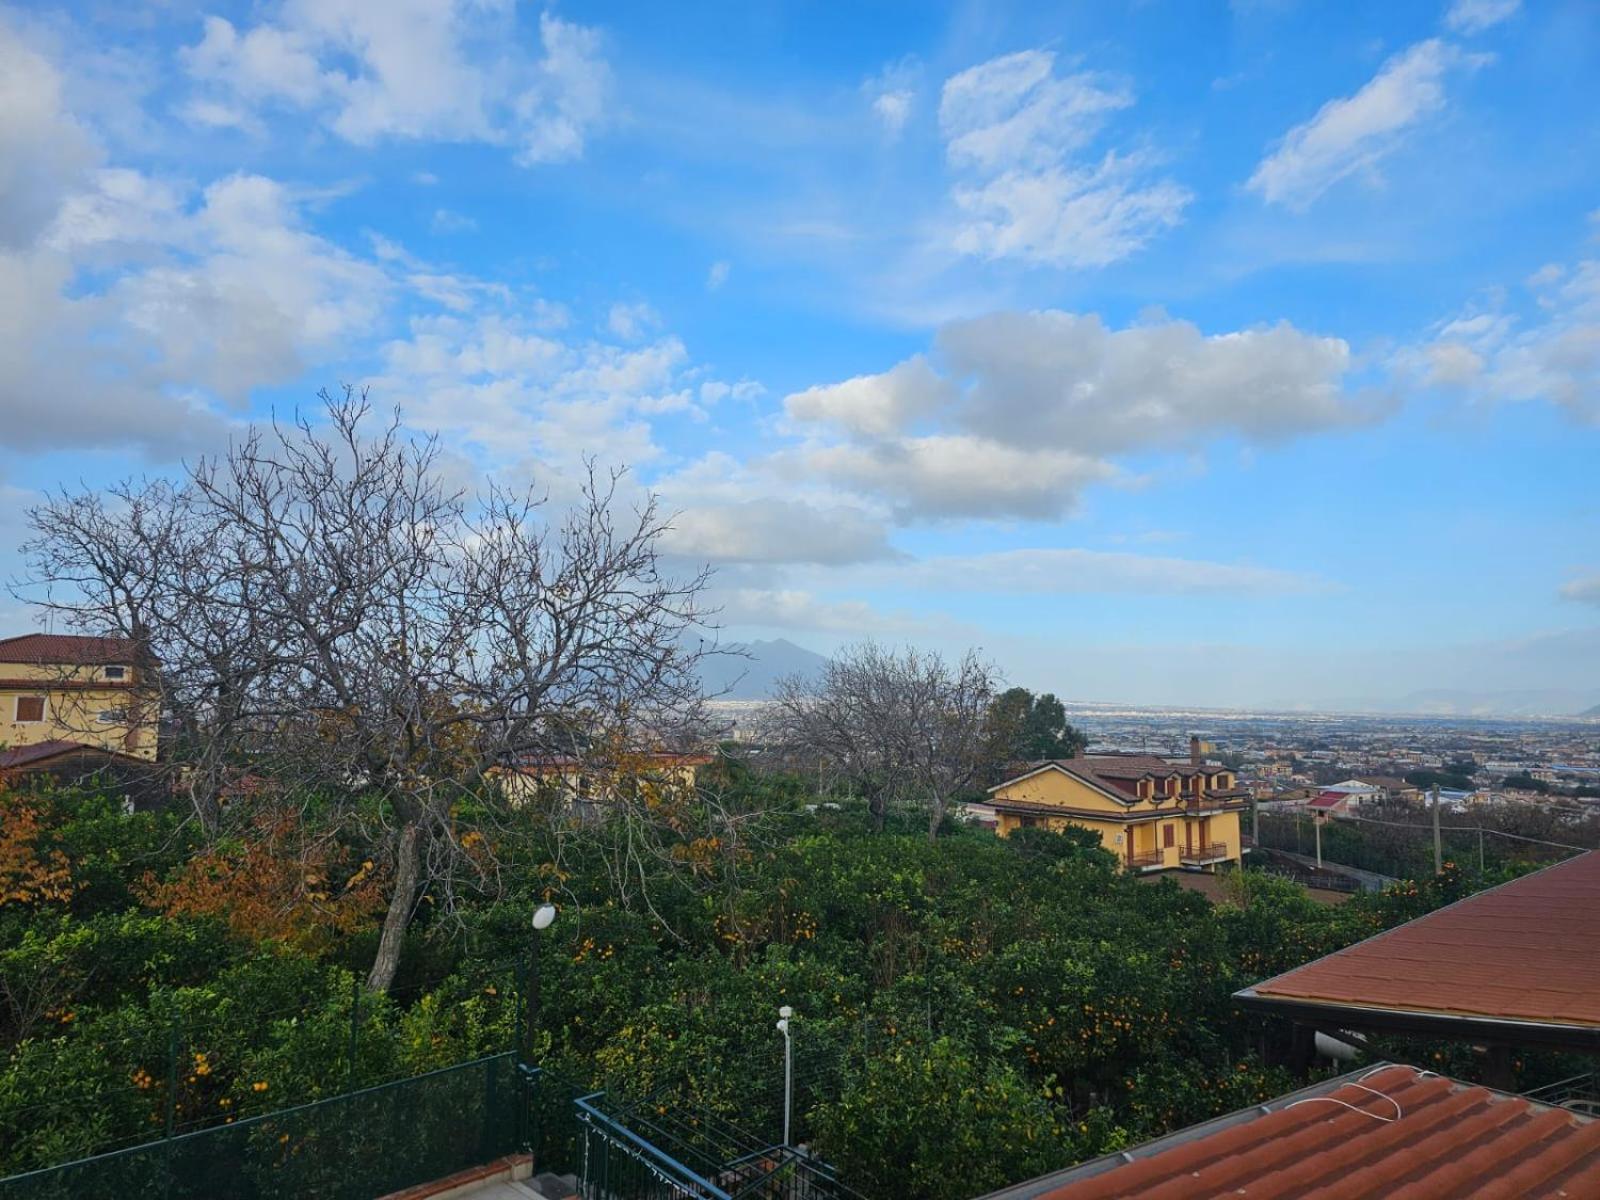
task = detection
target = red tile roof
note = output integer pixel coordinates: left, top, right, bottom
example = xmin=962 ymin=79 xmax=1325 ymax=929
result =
xmin=0 ymin=633 xmax=137 ymax=666
xmin=0 ymin=740 xmax=148 ymax=770
xmin=1246 ymin=851 xmax=1600 ymax=1029
xmin=1307 ymin=791 xmax=1347 ymax=809
xmin=1001 ymin=1065 xmax=1600 ymax=1199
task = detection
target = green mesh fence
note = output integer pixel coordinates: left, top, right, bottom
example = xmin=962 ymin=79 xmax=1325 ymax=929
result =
xmin=0 ymin=1053 xmax=526 ymax=1200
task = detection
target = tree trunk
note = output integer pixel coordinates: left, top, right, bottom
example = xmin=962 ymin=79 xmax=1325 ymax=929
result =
xmin=926 ymin=796 xmax=945 ymax=842
xmin=367 ymin=821 xmax=423 ymax=993
xmin=869 ymin=792 xmax=886 ymax=833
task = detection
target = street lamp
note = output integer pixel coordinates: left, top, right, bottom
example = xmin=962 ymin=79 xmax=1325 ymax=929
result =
xmin=522 ymin=903 xmax=558 ymax=1064
xmin=776 ymin=1006 xmax=794 ymax=1147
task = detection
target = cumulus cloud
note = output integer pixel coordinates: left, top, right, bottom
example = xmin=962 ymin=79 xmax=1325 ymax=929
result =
xmin=181 ymin=3 xmax=611 ymax=164
xmin=938 ymin=49 xmax=1188 ymax=267
xmin=0 ymin=25 xmax=391 ymax=455
xmin=798 ymin=437 xmax=1116 ymax=521
xmin=1407 ymin=255 xmax=1600 ymax=423
xmin=784 ymin=356 xmax=955 ymax=439
xmin=1444 ymin=0 xmax=1521 ymax=35
xmin=1248 ymin=39 xmax=1485 ymax=209
xmin=781 ymin=309 xmax=1381 ymax=521
xmin=0 ymin=23 xmax=99 ymax=248
xmin=706 ymin=260 xmax=730 ymax=290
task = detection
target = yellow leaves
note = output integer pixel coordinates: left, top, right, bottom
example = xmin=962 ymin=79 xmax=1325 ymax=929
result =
xmin=0 ymin=792 xmax=78 ymax=907
xmin=252 ymin=1080 xmax=269 ymax=1093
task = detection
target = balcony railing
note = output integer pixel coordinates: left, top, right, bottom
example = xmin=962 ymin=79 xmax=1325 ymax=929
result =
xmin=1181 ymin=842 xmax=1232 ymax=865
xmin=1128 ymin=849 xmax=1164 ymax=869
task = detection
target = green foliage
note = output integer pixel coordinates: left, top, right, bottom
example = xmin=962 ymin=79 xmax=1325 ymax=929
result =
xmin=986 ymin=688 xmax=1088 ymax=769
xmin=0 ymin=775 xmax=1532 ymax=1195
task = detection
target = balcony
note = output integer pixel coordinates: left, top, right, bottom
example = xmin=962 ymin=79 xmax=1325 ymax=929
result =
xmin=1181 ymin=842 xmax=1232 ymax=866
xmin=1128 ymin=849 xmax=1165 ymax=871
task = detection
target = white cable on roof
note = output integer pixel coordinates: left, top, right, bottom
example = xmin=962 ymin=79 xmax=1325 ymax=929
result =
xmin=1286 ymin=1082 xmax=1404 ymax=1123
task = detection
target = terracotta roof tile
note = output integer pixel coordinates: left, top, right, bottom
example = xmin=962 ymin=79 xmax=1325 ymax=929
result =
xmin=0 ymin=633 xmax=137 ymax=666
xmin=1009 ymin=1066 xmax=1600 ymax=1200
xmin=1249 ymin=850 xmax=1600 ymax=1027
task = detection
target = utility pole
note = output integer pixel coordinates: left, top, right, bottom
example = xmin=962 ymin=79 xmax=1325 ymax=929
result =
xmin=1432 ymin=785 xmax=1443 ymax=875
xmin=1314 ymin=813 xmax=1323 ymax=870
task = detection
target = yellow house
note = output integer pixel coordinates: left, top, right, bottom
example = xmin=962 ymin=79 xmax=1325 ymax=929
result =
xmin=989 ymin=750 xmax=1246 ymax=873
xmin=0 ymin=634 xmax=158 ymax=761
xmin=492 ymin=751 xmax=713 ymax=809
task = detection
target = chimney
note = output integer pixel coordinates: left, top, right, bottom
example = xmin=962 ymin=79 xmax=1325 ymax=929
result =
xmin=1190 ymin=735 xmax=1203 ymax=769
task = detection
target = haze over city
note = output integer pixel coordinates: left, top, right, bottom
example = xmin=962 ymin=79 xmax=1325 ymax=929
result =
xmin=3 ymin=0 xmax=1598 ymax=712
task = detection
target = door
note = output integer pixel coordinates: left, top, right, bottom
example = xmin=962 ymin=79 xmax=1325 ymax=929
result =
xmin=1162 ymin=823 xmax=1175 ymax=849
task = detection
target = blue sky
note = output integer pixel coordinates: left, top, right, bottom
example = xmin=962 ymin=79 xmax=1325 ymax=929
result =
xmin=2 ymin=0 xmax=1598 ymax=710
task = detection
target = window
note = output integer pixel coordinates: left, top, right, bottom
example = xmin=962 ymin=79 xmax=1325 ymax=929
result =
xmin=98 ymin=708 xmax=126 ymax=724
xmin=1162 ymin=823 xmax=1175 ymax=848
xmin=103 ymin=666 xmax=126 ymax=680
xmin=16 ymin=696 xmax=45 ymax=722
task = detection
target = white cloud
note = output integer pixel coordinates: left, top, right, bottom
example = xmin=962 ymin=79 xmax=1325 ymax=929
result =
xmin=706 ymin=260 xmax=731 ymax=290
xmin=863 ymin=58 xmax=918 ymax=137
xmin=607 ymin=301 xmax=660 ymax=341
xmin=950 ymin=153 xmax=1191 ymax=268
xmin=936 ymin=49 xmax=1187 ymax=267
xmin=513 ymin=12 xmax=612 ymax=165
xmin=0 ymin=22 xmax=99 ymax=248
xmin=798 ymin=436 xmax=1117 ymax=521
xmin=780 ymin=309 xmax=1381 ymax=522
xmin=1248 ymin=39 xmax=1485 ymax=209
xmin=660 ymin=498 xmax=897 ymax=565
xmin=430 ymin=208 xmax=477 ymax=234
xmin=181 ymin=3 xmax=611 ymax=165
xmin=0 ymin=26 xmax=390 ymax=455
xmin=937 ymin=311 xmax=1377 ymax=453
xmin=784 ymin=355 xmax=954 ymax=439
xmin=1444 ymin=0 xmax=1521 ymax=35
xmin=1408 ymin=254 xmax=1600 ymax=422
xmin=1561 ymin=574 xmax=1600 ymax=606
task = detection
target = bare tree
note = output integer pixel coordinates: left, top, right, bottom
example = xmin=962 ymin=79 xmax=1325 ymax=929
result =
xmin=765 ymin=641 xmax=998 ymax=839
xmin=17 ymin=389 xmax=714 ymax=990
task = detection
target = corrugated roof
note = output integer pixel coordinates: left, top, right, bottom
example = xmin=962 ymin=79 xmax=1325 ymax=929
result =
xmin=1247 ymin=850 xmax=1600 ymax=1028
xmin=0 ymin=633 xmax=137 ymax=666
xmin=0 ymin=739 xmax=89 ymax=768
xmin=1002 ymin=1065 xmax=1600 ymax=1200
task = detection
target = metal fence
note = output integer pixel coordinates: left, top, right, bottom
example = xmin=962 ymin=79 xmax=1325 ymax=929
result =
xmin=0 ymin=1053 xmax=528 ymax=1200
xmin=575 ymin=1090 xmax=863 ymax=1200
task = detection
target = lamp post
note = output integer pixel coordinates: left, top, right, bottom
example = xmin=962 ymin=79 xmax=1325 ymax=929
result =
xmin=776 ymin=1006 xmax=794 ymax=1147
xmin=522 ymin=903 xmax=557 ymax=1064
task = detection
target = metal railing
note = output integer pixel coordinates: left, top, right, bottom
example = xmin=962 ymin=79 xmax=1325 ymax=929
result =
xmin=1523 ymin=1071 xmax=1600 ymax=1114
xmin=574 ymin=1090 xmax=863 ymax=1200
xmin=1128 ymin=849 xmax=1163 ymax=868
xmin=0 ymin=1053 xmax=526 ymax=1200
xmin=1181 ymin=842 xmax=1230 ymax=864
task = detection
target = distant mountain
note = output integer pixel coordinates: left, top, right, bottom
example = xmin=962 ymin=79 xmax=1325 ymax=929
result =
xmin=1582 ymin=703 xmax=1600 ymax=719
xmin=699 ymin=638 xmax=828 ymax=699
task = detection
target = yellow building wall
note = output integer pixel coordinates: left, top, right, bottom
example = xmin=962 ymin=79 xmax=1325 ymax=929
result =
xmin=990 ymin=767 xmax=1133 ymax=814
xmin=992 ymin=766 xmax=1244 ymax=873
xmin=0 ymin=661 xmax=156 ymax=760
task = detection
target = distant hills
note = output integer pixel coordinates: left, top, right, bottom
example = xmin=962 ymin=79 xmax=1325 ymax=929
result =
xmin=699 ymin=638 xmax=828 ymax=699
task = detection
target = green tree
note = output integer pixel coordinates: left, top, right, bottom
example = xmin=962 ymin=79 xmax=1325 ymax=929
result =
xmin=987 ymin=687 xmax=1088 ymax=769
